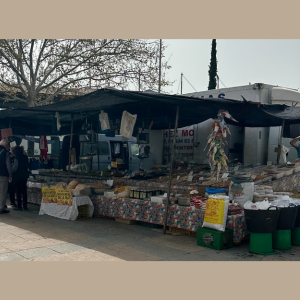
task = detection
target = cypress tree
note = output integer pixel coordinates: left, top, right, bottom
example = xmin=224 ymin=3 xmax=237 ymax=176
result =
xmin=208 ymin=39 xmax=218 ymax=90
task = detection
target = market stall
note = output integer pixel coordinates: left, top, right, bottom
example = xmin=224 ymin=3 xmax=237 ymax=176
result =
xmin=3 ymin=88 xmax=300 ymax=252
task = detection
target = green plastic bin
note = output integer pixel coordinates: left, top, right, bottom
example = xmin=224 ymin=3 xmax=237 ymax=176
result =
xmin=292 ymin=227 xmax=300 ymax=246
xmin=249 ymin=232 xmax=275 ymax=255
xmin=273 ymin=229 xmax=291 ymax=250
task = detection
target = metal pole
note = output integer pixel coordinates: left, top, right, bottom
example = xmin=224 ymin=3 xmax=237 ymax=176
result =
xmin=181 ymin=73 xmax=183 ymax=94
xmin=163 ymin=105 xmax=180 ymax=234
xmin=67 ymin=114 xmax=74 ymax=182
xmin=97 ymin=118 xmax=100 ymax=171
xmin=277 ymin=119 xmax=285 ymax=164
xmin=158 ymin=39 xmax=162 ymax=93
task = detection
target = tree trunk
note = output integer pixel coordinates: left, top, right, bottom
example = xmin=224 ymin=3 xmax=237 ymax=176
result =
xmin=27 ymin=96 xmax=36 ymax=107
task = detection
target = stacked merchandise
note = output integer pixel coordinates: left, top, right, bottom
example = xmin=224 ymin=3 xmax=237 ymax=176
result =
xmin=228 ymin=203 xmax=242 ymax=215
xmin=190 ymin=196 xmax=207 ymax=209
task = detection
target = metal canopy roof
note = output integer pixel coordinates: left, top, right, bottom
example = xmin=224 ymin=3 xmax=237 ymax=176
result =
xmin=0 ymin=88 xmax=300 ymax=136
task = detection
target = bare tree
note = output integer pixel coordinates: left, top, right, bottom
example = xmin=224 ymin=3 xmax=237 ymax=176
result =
xmin=0 ymin=39 xmax=171 ymax=107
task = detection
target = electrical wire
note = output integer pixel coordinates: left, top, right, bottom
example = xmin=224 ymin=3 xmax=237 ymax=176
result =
xmin=219 ymin=78 xmax=226 ymax=88
xmin=182 ymin=75 xmax=197 ymax=92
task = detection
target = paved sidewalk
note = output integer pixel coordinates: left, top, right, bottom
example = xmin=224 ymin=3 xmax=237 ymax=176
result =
xmin=0 ymin=203 xmax=300 ymax=261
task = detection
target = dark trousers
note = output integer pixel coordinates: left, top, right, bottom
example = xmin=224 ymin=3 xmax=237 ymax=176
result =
xmin=15 ymin=179 xmax=28 ymax=208
xmin=8 ymin=182 xmax=16 ymax=204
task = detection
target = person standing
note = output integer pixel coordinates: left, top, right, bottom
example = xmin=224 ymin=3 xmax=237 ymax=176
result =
xmin=0 ymin=139 xmax=13 ymax=214
xmin=8 ymin=145 xmax=17 ymax=207
xmin=12 ymin=146 xmax=29 ymax=211
xmin=139 ymin=145 xmax=157 ymax=171
xmin=290 ymin=136 xmax=300 ymax=158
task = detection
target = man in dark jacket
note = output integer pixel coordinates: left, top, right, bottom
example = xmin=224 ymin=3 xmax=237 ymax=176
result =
xmin=12 ymin=146 xmax=29 ymax=210
xmin=0 ymin=140 xmax=13 ymax=214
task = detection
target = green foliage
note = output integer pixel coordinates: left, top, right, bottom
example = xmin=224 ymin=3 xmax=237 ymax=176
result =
xmin=208 ymin=39 xmax=218 ymax=90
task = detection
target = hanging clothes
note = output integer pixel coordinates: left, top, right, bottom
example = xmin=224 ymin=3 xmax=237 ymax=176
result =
xmin=39 ymin=135 xmax=48 ymax=160
xmin=114 ymin=143 xmax=120 ymax=155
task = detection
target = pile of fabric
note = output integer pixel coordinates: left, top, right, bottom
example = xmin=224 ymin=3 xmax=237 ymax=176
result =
xmin=190 ymin=196 xmax=207 ymax=209
xmin=228 ymin=203 xmax=242 ymax=215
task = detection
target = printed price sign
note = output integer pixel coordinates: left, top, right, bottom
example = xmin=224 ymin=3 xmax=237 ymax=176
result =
xmin=188 ymin=175 xmax=193 ymax=182
xmin=221 ymin=173 xmax=229 ymax=179
xmin=42 ymin=187 xmax=57 ymax=204
xmin=56 ymin=188 xmax=73 ymax=206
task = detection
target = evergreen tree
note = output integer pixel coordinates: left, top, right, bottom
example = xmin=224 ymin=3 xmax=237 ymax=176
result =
xmin=208 ymin=39 xmax=218 ymax=90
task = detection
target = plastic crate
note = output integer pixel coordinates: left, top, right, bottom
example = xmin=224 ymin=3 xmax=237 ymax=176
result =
xmin=77 ymin=205 xmax=89 ymax=220
xmin=197 ymin=227 xmax=233 ymax=250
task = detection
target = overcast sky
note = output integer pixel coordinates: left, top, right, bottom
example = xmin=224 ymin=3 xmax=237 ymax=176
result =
xmin=161 ymin=39 xmax=300 ymax=95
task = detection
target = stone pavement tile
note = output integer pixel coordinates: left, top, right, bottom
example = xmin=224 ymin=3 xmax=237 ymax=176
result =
xmin=0 ymin=234 xmax=27 ymax=243
xmin=75 ymin=237 xmax=114 ymax=249
xmin=125 ymin=239 xmax=189 ymax=260
xmin=261 ymin=256 xmax=288 ymax=261
xmin=33 ymin=254 xmax=78 ymax=261
xmin=0 ymin=246 xmax=11 ymax=254
xmin=47 ymin=243 xmax=87 ymax=254
xmin=12 ymin=232 xmax=46 ymax=241
xmin=1 ymin=238 xmax=65 ymax=252
xmin=16 ymin=247 xmax=60 ymax=260
xmin=0 ymin=252 xmax=28 ymax=261
xmin=142 ymin=236 xmax=201 ymax=254
xmin=93 ymin=244 xmax=162 ymax=261
xmin=67 ymin=249 xmax=124 ymax=261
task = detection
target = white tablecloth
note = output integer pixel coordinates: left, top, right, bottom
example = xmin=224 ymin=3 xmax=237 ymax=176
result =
xmin=39 ymin=196 xmax=94 ymax=221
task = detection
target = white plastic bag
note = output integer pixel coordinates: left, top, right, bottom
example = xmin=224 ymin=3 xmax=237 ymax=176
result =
xmin=229 ymin=178 xmax=254 ymax=207
xmin=202 ymin=195 xmax=229 ymax=232
xmin=244 ymin=200 xmax=271 ymax=210
xmin=99 ymin=110 xmax=110 ymax=131
xmin=120 ymin=111 xmax=137 ymax=139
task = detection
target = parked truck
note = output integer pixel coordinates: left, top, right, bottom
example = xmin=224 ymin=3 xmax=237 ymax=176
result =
xmin=183 ymin=83 xmax=300 ymax=166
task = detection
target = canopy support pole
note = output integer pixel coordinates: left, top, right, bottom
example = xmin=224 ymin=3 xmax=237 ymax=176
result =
xmin=97 ymin=118 xmax=100 ymax=171
xmin=163 ymin=105 xmax=179 ymax=234
xmin=67 ymin=114 xmax=74 ymax=183
xmin=277 ymin=119 xmax=285 ymax=164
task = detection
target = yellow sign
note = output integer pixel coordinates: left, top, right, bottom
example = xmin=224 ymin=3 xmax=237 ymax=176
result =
xmin=56 ymin=188 xmax=73 ymax=206
xmin=42 ymin=187 xmax=57 ymax=204
xmin=203 ymin=198 xmax=225 ymax=225
xmin=111 ymin=161 xmax=118 ymax=168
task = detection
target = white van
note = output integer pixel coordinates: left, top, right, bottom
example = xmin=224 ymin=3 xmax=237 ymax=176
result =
xmin=79 ymin=134 xmax=141 ymax=171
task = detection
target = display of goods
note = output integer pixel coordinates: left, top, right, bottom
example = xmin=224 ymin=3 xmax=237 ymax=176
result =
xmin=91 ymin=182 xmax=110 ymax=189
xmin=75 ymin=184 xmax=87 ymax=190
xmin=229 ymin=177 xmax=254 ymax=207
xmin=155 ymin=177 xmax=169 ymax=183
xmin=253 ymin=175 xmax=269 ymax=182
xmin=205 ymin=110 xmax=238 ymax=180
xmin=114 ymin=186 xmax=130 ymax=194
xmin=67 ymin=180 xmax=78 ymax=189
xmin=55 ymin=182 xmax=67 ymax=189
xmin=200 ymin=179 xmax=230 ymax=188
xmin=190 ymin=196 xmax=207 ymax=209
xmin=31 ymin=179 xmax=47 ymax=183
xmin=228 ymin=203 xmax=242 ymax=215
xmin=202 ymin=195 xmax=229 ymax=232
